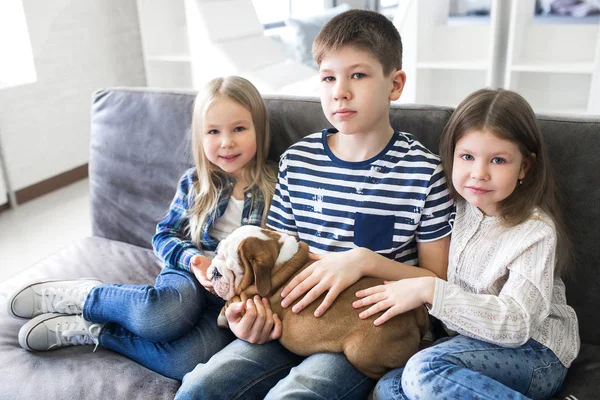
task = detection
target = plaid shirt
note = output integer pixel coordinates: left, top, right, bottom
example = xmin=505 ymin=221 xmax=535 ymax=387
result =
xmin=152 ymin=168 xmax=266 ymax=272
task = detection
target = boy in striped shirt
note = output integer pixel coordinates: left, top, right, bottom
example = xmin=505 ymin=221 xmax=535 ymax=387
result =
xmin=177 ymin=9 xmax=455 ymax=400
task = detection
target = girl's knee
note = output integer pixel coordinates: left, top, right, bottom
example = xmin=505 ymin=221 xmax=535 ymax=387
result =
xmin=401 ymin=347 xmax=457 ymax=399
xmin=373 ymin=368 xmax=405 ymax=400
xmin=129 ymin=290 xmax=203 ymax=341
xmin=373 ymin=349 xmax=444 ymax=400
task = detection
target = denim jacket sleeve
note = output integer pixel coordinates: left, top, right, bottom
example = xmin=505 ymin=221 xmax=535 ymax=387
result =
xmin=152 ymin=168 xmax=203 ymax=272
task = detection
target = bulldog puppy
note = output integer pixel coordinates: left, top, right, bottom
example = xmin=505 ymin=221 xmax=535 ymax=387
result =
xmin=207 ymin=225 xmax=430 ymax=379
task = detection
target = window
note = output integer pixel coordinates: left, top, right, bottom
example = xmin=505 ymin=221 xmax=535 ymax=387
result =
xmin=0 ymin=0 xmax=36 ymax=89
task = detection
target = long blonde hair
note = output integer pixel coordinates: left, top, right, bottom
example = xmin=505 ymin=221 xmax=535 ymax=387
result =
xmin=188 ymin=76 xmax=276 ymax=247
xmin=439 ymin=88 xmax=572 ymax=277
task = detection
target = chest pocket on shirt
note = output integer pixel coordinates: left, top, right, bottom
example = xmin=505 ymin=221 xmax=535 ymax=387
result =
xmin=353 ymin=212 xmax=394 ymax=252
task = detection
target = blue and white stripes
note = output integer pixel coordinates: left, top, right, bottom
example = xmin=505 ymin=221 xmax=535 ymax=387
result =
xmin=267 ymin=129 xmax=454 ymax=265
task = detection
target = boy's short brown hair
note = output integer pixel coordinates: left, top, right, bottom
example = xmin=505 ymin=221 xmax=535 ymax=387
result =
xmin=312 ymin=9 xmax=402 ymax=75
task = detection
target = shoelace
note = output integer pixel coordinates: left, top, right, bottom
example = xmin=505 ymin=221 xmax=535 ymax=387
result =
xmin=40 ymin=285 xmax=91 ymax=314
xmin=51 ymin=316 xmax=102 ymax=351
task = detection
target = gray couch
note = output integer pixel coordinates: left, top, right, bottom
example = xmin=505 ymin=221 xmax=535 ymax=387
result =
xmin=0 ymin=88 xmax=598 ymax=399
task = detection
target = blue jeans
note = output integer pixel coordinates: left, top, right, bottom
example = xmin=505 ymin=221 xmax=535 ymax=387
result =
xmin=82 ymin=267 xmax=235 ymax=380
xmin=175 ymin=339 xmax=375 ymax=400
xmin=373 ymin=335 xmax=568 ymax=400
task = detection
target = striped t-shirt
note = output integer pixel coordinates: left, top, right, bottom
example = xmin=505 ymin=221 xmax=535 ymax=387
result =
xmin=267 ymin=129 xmax=454 ymax=265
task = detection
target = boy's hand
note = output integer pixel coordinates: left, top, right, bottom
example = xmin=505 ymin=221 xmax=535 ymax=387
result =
xmin=226 ymin=296 xmax=282 ymax=344
xmin=352 ymin=277 xmax=435 ymax=326
xmin=280 ymin=248 xmax=366 ymax=317
xmin=190 ymin=254 xmax=216 ymax=295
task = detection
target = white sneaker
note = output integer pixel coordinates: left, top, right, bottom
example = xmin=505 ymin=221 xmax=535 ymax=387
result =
xmin=8 ymin=278 xmax=102 ymax=319
xmin=18 ymin=313 xmax=104 ymax=352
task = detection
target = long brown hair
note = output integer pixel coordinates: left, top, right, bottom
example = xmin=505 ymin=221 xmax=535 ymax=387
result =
xmin=188 ymin=76 xmax=276 ymax=247
xmin=439 ymin=88 xmax=571 ymax=277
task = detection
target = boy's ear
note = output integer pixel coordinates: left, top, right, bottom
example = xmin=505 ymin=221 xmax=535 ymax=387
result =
xmin=389 ymin=69 xmax=406 ymax=101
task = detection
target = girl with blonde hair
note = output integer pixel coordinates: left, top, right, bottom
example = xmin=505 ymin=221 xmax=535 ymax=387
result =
xmin=8 ymin=76 xmax=277 ymax=380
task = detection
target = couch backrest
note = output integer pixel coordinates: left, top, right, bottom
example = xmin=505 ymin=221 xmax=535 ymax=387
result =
xmin=90 ymin=88 xmax=600 ymax=344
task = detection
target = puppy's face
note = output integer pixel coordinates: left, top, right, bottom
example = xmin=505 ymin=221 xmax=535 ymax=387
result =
xmin=208 ymin=226 xmax=299 ymax=300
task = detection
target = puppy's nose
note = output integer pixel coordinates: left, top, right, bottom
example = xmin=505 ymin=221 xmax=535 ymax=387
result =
xmin=210 ymin=268 xmax=222 ymax=280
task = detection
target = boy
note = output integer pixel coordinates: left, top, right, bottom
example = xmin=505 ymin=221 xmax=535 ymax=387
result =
xmin=176 ymin=9 xmax=453 ymax=399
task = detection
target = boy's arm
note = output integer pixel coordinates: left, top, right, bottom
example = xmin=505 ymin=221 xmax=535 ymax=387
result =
xmin=361 ymin=235 xmax=449 ymax=280
xmin=266 ymin=154 xmax=298 ymax=235
xmin=281 ymin=163 xmax=454 ymax=316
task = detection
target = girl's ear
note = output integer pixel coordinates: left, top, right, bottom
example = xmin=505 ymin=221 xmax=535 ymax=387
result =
xmin=519 ymin=153 xmax=536 ymax=179
xmin=389 ymin=69 xmax=406 ymax=101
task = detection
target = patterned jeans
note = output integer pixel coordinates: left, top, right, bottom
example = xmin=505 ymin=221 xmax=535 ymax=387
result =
xmin=373 ymin=335 xmax=567 ymax=400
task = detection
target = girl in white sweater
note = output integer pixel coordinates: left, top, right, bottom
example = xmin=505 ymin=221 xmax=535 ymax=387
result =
xmin=358 ymin=88 xmax=580 ymax=400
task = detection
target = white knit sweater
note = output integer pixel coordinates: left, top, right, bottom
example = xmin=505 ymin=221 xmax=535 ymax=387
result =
xmin=429 ymin=200 xmax=580 ymax=367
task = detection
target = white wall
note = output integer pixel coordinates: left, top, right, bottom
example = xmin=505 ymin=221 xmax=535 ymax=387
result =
xmin=0 ymin=171 xmax=6 ymax=204
xmin=0 ymin=0 xmax=146 ymax=192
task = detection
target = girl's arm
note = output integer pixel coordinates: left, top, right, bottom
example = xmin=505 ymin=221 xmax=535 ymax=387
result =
xmin=357 ymin=222 xmax=557 ymax=347
xmin=353 ymin=276 xmax=436 ymax=325
xmin=428 ymin=225 xmax=556 ymax=346
xmin=152 ymin=169 xmax=204 ymax=272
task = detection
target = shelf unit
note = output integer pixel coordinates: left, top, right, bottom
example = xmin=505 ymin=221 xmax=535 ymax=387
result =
xmin=397 ymin=0 xmax=600 ymax=115
xmin=397 ymin=0 xmax=507 ymax=108
xmin=136 ymin=0 xmax=317 ymax=93
xmin=505 ymin=0 xmax=600 ymax=115
xmin=136 ymin=0 xmax=193 ymax=89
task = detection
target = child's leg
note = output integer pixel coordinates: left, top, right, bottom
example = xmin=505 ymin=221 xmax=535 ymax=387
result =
xmin=374 ymin=335 xmax=567 ymax=400
xmin=175 ymin=339 xmax=304 ymax=399
xmin=99 ymin=293 xmax=235 ymax=380
xmin=265 ymin=352 xmax=375 ymax=400
xmin=373 ymin=367 xmax=405 ymax=400
xmin=84 ymin=268 xmax=206 ymax=342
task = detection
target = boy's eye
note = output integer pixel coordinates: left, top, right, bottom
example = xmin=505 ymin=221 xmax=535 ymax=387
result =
xmin=233 ymin=126 xmax=246 ymax=132
xmin=351 ymin=72 xmax=366 ymax=79
xmin=322 ymin=76 xmax=335 ymax=82
xmin=460 ymin=154 xmax=474 ymax=161
xmin=491 ymin=157 xmax=506 ymax=164
xmin=207 ymin=129 xmax=219 ymax=135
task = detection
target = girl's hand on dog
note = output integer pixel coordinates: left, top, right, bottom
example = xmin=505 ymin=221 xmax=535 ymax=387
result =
xmin=190 ymin=254 xmax=216 ymax=295
xmin=281 ymin=248 xmax=368 ymax=318
xmin=226 ymin=296 xmax=282 ymax=344
xmin=353 ymin=277 xmax=436 ymax=326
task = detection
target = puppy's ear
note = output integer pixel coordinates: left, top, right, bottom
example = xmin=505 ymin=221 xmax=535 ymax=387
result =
xmin=238 ymin=237 xmax=277 ymax=297
xmin=253 ymin=256 xmax=272 ymax=297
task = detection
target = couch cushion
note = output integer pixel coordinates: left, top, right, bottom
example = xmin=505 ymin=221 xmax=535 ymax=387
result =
xmin=0 ymin=237 xmax=179 ymax=399
xmin=556 ymin=343 xmax=600 ymax=399
xmin=90 ymin=89 xmax=196 ymax=249
xmin=536 ymin=114 xmax=600 ymax=345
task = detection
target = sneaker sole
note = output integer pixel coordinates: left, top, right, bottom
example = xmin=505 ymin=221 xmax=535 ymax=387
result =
xmin=8 ymin=277 xmax=103 ymax=319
